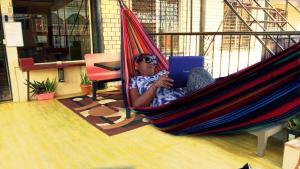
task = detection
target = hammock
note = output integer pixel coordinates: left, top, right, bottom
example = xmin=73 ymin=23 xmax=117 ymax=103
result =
xmin=119 ymin=2 xmax=300 ymax=135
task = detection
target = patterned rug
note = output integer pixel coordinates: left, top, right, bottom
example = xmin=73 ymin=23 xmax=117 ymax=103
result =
xmin=58 ymin=89 xmax=148 ymax=136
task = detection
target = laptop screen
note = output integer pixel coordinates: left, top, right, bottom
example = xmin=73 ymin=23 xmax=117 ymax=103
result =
xmin=168 ymin=56 xmax=204 ymax=88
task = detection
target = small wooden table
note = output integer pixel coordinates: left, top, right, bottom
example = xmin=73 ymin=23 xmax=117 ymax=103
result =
xmin=94 ymin=61 xmax=120 ymax=71
xmin=250 ymin=124 xmax=285 ymax=157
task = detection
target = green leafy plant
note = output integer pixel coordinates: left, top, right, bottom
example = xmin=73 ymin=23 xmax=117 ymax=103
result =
xmin=80 ymin=72 xmax=91 ymax=85
xmin=288 ymin=117 xmax=300 ymax=130
xmin=26 ymin=78 xmax=57 ymax=96
xmin=44 ymin=78 xmax=57 ymax=93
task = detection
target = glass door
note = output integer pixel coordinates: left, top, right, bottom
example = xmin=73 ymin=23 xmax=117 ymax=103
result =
xmin=12 ymin=0 xmax=91 ymax=63
xmin=0 ymin=10 xmax=13 ymax=101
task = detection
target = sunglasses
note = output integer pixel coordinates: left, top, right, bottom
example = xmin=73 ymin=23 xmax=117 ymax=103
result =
xmin=138 ymin=55 xmax=158 ymax=65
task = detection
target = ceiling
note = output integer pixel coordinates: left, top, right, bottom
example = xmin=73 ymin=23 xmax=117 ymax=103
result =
xmin=12 ymin=0 xmax=74 ymax=11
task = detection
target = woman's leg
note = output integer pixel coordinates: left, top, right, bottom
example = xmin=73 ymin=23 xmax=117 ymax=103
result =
xmin=186 ymin=67 xmax=215 ymax=93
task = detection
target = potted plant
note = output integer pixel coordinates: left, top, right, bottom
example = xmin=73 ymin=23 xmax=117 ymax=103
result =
xmin=26 ymin=78 xmax=57 ymax=101
xmin=80 ymin=72 xmax=91 ymax=95
xmin=287 ymin=116 xmax=300 ymax=140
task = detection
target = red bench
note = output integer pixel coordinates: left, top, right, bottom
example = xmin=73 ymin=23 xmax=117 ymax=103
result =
xmin=84 ymin=53 xmax=121 ymax=100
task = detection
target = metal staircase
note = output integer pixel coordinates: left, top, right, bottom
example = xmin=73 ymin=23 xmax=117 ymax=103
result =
xmin=224 ymin=0 xmax=299 ymax=58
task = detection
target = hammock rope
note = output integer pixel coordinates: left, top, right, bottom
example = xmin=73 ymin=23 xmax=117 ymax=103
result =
xmin=118 ymin=0 xmax=300 ymax=135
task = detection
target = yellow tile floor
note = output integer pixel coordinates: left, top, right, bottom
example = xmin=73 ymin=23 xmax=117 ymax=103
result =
xmin=0 ymin=100 xmax=284 ymax=169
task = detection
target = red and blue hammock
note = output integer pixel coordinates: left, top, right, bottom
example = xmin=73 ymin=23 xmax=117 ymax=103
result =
xmin=119 ymin=2 xmax=300 ymax=135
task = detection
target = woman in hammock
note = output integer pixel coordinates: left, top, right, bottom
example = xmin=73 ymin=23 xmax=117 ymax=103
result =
xmin=130 ymin=53 xmax=214 ymax=107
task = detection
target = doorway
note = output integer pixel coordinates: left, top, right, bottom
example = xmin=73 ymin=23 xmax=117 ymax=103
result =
xmin=12 ymin=0 xmax=91 ymax=63
xmin=0 ymin=10 xmax=13 ymax=101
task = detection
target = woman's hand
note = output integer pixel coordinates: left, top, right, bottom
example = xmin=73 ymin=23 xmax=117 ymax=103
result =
xmin=153 ymin=75 xmax=174 ymax=89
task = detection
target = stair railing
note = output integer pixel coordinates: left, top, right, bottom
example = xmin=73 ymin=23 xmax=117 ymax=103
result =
xmin=252 ymin=0 xmax=286 ymax=31
xmin=224 ymin=0 xmax=276 ymax=56
xmin=236 ymin=0 xmax=285 ymax=50
xmin=264 ymin=0 xmax=297 ymax=31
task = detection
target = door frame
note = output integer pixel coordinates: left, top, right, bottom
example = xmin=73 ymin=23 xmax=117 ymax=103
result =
xmin=1 ymin=0 xmax=24 ymax=102
xmin=0 ymin=3 xmax=13 ymax=102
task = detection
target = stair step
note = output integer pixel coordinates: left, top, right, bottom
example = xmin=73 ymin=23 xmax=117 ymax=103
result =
xmin=235 ymin=5 xmax=276 ymax=11
xmin=248 ymin=20 xmax=287 ymax=24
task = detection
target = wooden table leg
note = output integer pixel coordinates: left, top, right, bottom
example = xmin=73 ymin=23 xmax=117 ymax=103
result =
xmin=92 ymin=81 xmax=97 ymax=101
xmin=27 ymin=71 xmax=30 ymax=101
xmin=125 ymin=108 xmax=131 ymax=118
xmin=250 ymin=124 xmax=284 ymax=157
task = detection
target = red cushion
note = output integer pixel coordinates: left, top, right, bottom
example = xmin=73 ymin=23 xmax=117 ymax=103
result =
xmin=84 ymin=54 xmax=120 ymax=81
xmin=19 ymin=58 xmax=34 ymax=69
xmin=86 ymin=67 xmax=120 ymax=81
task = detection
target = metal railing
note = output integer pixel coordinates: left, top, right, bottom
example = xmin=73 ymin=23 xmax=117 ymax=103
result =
xmin=52 ymin=24 xmax=89 ymax=35
xmin=149 ymin=31 xmax=300 ymax=78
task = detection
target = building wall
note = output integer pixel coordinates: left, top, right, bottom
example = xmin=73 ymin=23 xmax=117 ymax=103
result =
xmin=1 ymin=0 xmax=300 ymax=101
xmin=204 ymin=0 xmax=225 ymax=76
xmin=179 ymin=0 xmax=201 ymax=32
xmin=205 ymin=0 xmax=224 ymax=32
xmin=178 ymin=0 xmax=201 ymax=56
xmin=272 ymin=2 xmax=300 ymax=31
xmin=100 ymin=0 xmax=126 ymax=54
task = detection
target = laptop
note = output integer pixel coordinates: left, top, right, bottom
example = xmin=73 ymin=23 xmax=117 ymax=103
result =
xmin=168 ymin=56 xmax=204 ymax=88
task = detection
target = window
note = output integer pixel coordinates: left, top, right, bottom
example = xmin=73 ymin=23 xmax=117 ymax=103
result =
xmin=158 ymin=0 xmax=179 ymax=53
xmin=268 ymin=8 xmax=285 ymax=31
xmin=132 ymin=0 xmax=179 ymax=54
xmin=223 ymin=2 xmax=251 ymax=49
xmin=13 ymin=0 xmax=91 ymax=63
xmin=132 ymin=0 xmax=156 ymax=33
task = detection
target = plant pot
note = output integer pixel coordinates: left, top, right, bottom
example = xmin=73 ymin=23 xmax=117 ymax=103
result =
xmin=80 ymin=84 xmax=92 ymax=95
xmin=36 ymin=92 xmax=55 ymax=101
xmin=287 ymin=128 xmax=300 ymax=140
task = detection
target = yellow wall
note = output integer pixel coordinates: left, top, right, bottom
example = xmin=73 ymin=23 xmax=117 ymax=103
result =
xmin=8 ymin=65 xmax=86 ymax=101
xmin=272 ymin=2 xmax=300 ymax=31
xmin=1 ymin=0 xmax=300 ymax=102
xmin=100 ymin=0 xmax=129 ymax=53
xmin=18 ymin=65 xmax=119 ymax=101
xmin=287 ymin=5 xmax=300 ymax=31
xmin=28 ymin=66 xmax=84 ymax=98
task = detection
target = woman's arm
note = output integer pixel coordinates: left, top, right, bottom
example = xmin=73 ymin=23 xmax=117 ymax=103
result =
xmin=130 ymin=75 xmax=174 ymax=107
xmin=130 ymin=84 xmax=158 ymax=107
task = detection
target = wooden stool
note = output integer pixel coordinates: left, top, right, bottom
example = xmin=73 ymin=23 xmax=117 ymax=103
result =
xmin=250 ymin=124 xmax=285 ymax=157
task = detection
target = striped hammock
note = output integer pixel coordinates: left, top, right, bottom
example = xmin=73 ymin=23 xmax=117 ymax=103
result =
xmin=119 ymin=2 xmax=300 ymax=135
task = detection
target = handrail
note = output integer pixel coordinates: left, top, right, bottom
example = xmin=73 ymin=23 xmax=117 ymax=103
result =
xmin=149 ymin=31 xmax=300 ymax=36
xmin=225 ymin=0 xmax=272 ymax=55
xmin=235 ymin=0 xmax=284 ymax=51
xmin=149 ymin=31 xmax=300 ymax=59
xmin=252 ymin=0 xmax=286 ymax=31
xmin=35 ymin=60 xmax=85 ymax=65
xmin=148 ymin=31 xmax=300 ymax=76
